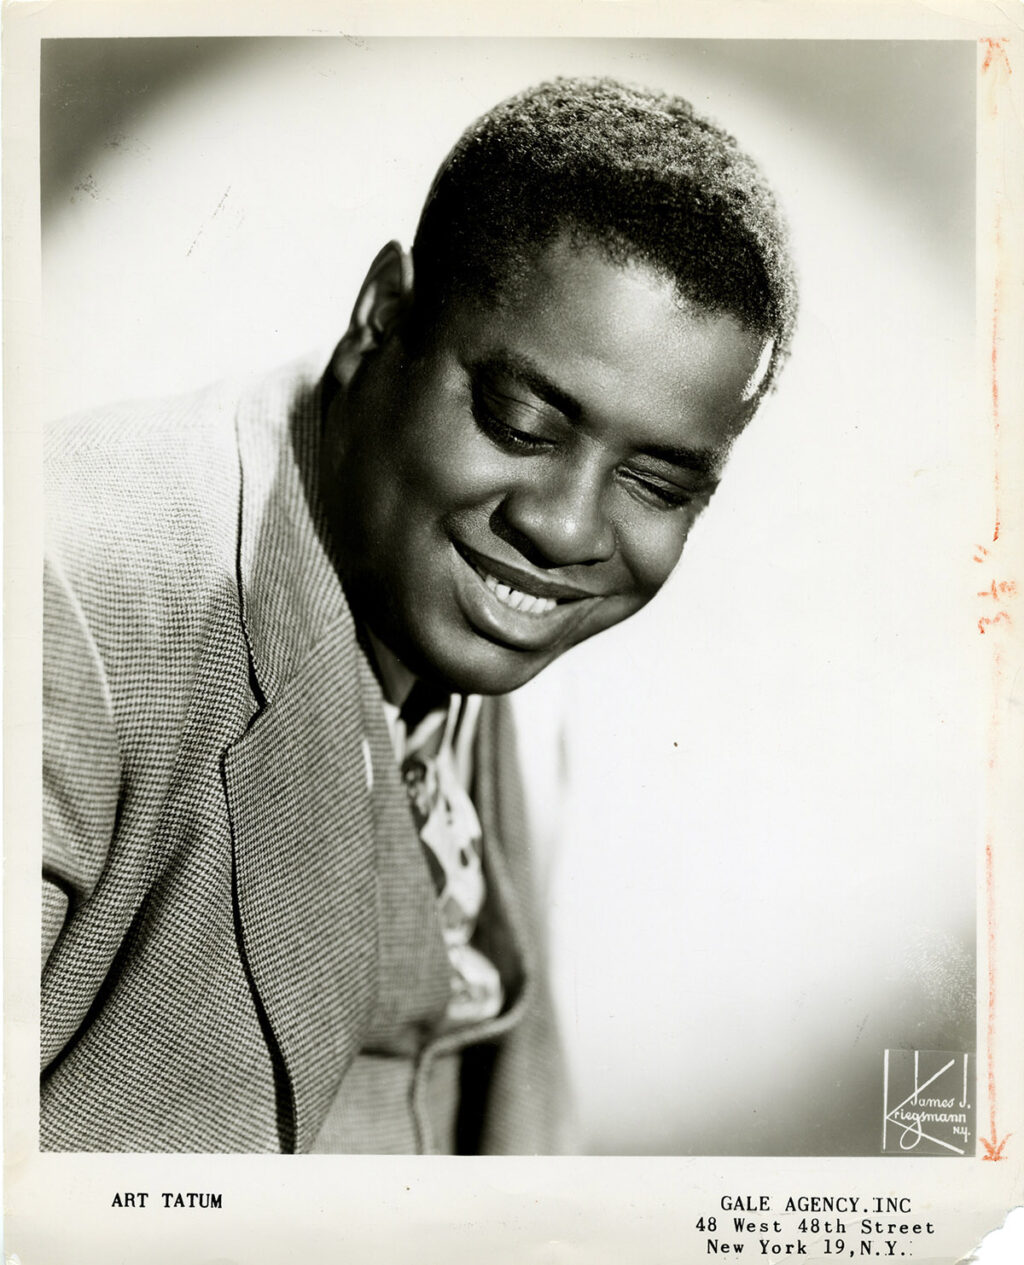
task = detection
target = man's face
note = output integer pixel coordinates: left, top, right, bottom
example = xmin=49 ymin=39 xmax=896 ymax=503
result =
xmin=324 ymin=236 xmax=767 ymax=695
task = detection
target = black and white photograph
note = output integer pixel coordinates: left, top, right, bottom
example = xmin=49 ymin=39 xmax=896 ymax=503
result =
xmin=5 ymin=3 xmax=1024 ymax=1262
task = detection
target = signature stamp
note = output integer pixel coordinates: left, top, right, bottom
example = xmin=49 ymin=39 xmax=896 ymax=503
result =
xmin=882 ymin=1050 xmax=974 ymax=1155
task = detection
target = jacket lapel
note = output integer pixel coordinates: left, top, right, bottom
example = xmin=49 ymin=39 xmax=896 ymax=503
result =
xmin=222 ymin=359 xmax=381 ymax=1152
xmin=222 ymin=622 xmax=378 ymax=1153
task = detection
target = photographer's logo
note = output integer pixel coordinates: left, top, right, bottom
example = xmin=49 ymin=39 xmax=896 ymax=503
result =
xmin=882 ymin=1050 xmax=974 ymax=1155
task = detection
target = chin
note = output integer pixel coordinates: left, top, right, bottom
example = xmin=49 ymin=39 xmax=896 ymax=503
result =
xmin=414 ymin=636 xmax=551 ymax=697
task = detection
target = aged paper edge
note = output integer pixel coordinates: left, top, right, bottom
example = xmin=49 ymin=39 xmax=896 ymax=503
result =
xmin=4 ymin=3 xmax=1023 ymax=1262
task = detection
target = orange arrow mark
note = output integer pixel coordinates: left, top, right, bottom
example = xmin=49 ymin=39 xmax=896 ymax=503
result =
xmin=981 ymin=832 xmax=1009 ymax=1162
xmin=980 ymin=1133 xmax=1011 ymax=1162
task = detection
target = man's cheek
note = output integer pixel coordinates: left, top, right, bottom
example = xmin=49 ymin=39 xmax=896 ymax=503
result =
xmin=626 ymin=531 xmax=690 ymax=599
xmin=418 ymin=460 xmax=508 ymax=517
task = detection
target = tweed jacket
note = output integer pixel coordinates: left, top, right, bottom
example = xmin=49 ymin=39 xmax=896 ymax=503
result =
xmin=41 ymin=357 xmax=565 ymax=1153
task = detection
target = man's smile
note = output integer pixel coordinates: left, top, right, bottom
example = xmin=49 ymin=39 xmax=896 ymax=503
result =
xmin=480 ymin=574 xmax=557 ymax=616
xmin=453 ymin=538 xmax=599 ymax=603
xmin=451 ymin=537 xmax=603 ymax=651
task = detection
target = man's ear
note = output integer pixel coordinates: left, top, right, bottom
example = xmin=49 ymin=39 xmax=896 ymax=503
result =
xmin=330 ymin=240 xmax=414 ymax=389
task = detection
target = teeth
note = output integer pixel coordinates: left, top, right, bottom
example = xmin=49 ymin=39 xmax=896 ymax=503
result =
xmin=482 ymin=571 xmax=557 ymax=615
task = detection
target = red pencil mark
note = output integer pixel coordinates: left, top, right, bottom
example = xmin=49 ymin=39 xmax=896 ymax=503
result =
xmin=976 ymin=34 xmax=1012 ymax=1164
xmin=981 ymin=37 xmax=1012 ymax=76
xmin=977 ymin=580 xmax=1017 ymax=599
xmin=978 ymin=635 xmax=1009 ymax=1157
xmin=979 ymin=828 xmax=1009 ymax=1160
xmin=983 ymin=35 xmax=1010 ymax=540
xmin=981 ymin=1133 xmax=1011 ymax=1162
xmin=978 ymin=612 xmax=1011 ymax=635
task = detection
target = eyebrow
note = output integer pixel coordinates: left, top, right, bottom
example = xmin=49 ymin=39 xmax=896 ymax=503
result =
xmin=470 ymin=351 xmax=726 ymax=479
xmin=636 ymin=441 xmax=726 ymax=480
xmin=472 ymin=351 xmax=583 ymax=422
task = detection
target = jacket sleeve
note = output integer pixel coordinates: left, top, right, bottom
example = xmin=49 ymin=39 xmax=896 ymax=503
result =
xmin=42 ymin=555 xmax=123 ymax=968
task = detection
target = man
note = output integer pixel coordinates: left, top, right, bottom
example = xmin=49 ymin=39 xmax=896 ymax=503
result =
xmin=41 ymin=77 xmax=796 ymax=1153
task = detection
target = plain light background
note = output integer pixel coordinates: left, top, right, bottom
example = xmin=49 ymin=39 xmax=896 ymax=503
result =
xmin=41 ymin=37 xmax=980 ymax=1155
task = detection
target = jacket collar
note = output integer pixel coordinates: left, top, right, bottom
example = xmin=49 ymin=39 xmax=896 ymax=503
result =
xmin=234 ymin=356 xmax=349 ymax=697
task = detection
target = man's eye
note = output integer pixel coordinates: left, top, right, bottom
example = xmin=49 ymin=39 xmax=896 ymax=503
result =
xmin=471 ymin=390 xmax=551 ymax=453
xmin=620 ymin=469 xmax=694 ymax=510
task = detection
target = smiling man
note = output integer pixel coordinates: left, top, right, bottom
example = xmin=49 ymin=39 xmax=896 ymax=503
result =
xmin=42 ymin=78 xmax=796 ymax=1153
xmin=325 ymin=235 xmax=770 ymax=696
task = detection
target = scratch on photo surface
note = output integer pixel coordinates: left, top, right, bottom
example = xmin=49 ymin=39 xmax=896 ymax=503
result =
xmin=186 ymin=185 xmax=233 ymax=258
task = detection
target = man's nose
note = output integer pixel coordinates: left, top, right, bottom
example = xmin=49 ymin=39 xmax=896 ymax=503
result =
xmin=499 ymin=458 xmax=616 ymax=568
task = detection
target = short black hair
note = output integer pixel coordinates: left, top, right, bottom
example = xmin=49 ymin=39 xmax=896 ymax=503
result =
xmin=411 ymin=77 xmax=797 ymax=400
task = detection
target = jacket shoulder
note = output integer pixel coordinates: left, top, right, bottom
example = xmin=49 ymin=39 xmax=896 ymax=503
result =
xmin=46 ymin=377 xmax=241 ymax=564
xmin=42 ymin=364 xmax=316 ymax=709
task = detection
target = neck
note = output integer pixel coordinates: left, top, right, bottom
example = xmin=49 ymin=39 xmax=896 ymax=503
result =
xmin=364 ymin=627 xmax=420 ymax=709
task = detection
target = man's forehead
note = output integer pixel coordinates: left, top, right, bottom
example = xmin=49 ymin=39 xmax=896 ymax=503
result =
xmin=447 ymin=239 xmax=767 ymax=406
xmin=443 ymin=235 xmax=765 ymax=363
